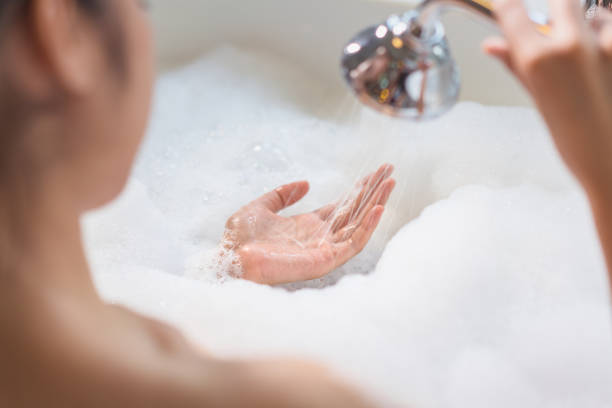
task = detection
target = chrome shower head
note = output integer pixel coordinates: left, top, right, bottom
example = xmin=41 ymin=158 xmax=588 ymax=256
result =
xmin=341 ymin=11 xmax=459 ymax=120
xmin=341 ymin=0 xmax=612 ymax=120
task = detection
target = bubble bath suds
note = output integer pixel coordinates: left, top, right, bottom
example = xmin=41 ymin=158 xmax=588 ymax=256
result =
xmin=83 ymin=47 xmax=612 ymax=407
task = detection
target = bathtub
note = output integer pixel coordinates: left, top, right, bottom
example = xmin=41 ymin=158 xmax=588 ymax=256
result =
xmin=149 ymin=0 xmax=532 ymax=107
xmin=85 ymin=1 xmax=612 ymax=407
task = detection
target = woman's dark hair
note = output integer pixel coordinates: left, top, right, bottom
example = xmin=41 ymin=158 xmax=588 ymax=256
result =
xmin=0 ymin=0 xmax=125 ymax=76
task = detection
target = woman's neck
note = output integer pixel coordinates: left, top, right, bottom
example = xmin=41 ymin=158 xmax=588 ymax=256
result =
xmin=0 ymin=133 xmax=98 ymax=300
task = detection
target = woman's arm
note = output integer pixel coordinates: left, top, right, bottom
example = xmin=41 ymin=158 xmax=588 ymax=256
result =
xmin=483 ymin=0 xmax=612 ymax=287
xmin=589 ymin=184 xmax=612 ymax=291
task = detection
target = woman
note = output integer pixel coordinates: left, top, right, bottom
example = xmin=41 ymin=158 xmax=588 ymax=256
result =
xmin=0 ymin=0 xmax=611 ymax=407
xmin=0 ymin=0 xmax=389 ymax=406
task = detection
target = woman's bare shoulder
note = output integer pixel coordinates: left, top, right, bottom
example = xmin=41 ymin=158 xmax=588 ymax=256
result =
xmin=0 ymin=287 xmax=375 ymax=408
xmin=0 ymin=288 xmax=212 ymax=407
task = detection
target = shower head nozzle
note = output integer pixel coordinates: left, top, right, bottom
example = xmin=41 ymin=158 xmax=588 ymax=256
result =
xmin=341 ymin=11 xmax=460 ymax=120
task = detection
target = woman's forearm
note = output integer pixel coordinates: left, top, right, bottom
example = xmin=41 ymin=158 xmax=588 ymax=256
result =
xmin=486 ymin=0 xmax=612 ymax=292
xmin=588 ymin=181 xmax=612 ymax=290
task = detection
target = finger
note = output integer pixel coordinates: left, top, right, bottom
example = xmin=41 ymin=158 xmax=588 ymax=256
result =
xmin=493 ymin=0 xmax=545 ymax=49
xmin=482 ymin=36 xmax=516 ymax=73
xmin=357 ymin=163 xmax=394 ymax=188
xmin=333 ymin=224 xmax=358 ymax=243
xmin=347 ymin=167 xmax=394 ymax=225
xmin=327 ymin=164 xmax=389 ymax=230
xmin=254 ymin=181 xmax=310 ymax=213
xmin=349 ymin=178 xmax=396 ymax=228
xmin=331 ymin=164 xmax=393 ymax=232
xmin=330 ymin=173 xmax=386 ymax=233
xmin=601 ymin=25 xmax=612 ymax=55
xmin=482 ymin=36 xmax=510 ymax=55
xmin=332 ymin=179 xmax=394 ymax=242
xmin=482 ymin=36 xmax=536 ymax=90
xmin=333 ymin=206 xmax=384 ymax=268
xmin=547 ymin=0 xmax=585 ymax=37
xmin=590 ymin=8 xmax=612 ymax=31
xmin=313 ymin=164 xmax=390 ymax=222
xmin=315 ymin=204 xmax=336 ymax=220
xmin=372 ymin=178 xmax=396 ymax=208
xmin=595 ymin=12 xmax=612 ymax=54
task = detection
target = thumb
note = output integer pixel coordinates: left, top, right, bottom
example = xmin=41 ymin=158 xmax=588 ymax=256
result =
xmin=482 ymin=36 xmax=514 ymax=72
xmin=254 ymin=181 xmax=310 ymax=213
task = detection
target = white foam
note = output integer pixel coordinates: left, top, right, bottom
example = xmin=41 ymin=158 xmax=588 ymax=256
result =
xmin=83 ymin=46 xmax=612 ymax=407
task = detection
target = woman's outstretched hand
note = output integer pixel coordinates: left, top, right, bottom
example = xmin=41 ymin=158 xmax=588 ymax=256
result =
xmin=223 ymin=164 xmax=396 ymax=284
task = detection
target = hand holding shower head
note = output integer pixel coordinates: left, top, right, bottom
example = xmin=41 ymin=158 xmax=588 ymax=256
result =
xmin=341 ymin=0 xmax=611 ymax=120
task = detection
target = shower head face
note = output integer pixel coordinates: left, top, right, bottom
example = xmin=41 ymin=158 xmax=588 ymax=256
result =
xmin=341 ymin=12 xmax=460 ymax=120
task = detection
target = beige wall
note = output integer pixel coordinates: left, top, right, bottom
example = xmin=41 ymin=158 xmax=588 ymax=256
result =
xmin=150 ymin=0 xmax=532 ymax=106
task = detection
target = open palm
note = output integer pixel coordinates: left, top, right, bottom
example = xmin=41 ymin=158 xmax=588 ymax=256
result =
xmin=223 ymin=165 xmax=396 ymax=284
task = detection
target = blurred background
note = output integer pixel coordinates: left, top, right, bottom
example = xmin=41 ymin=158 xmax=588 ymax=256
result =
xmin=149 ymin=0 xmax=532 ymax=106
